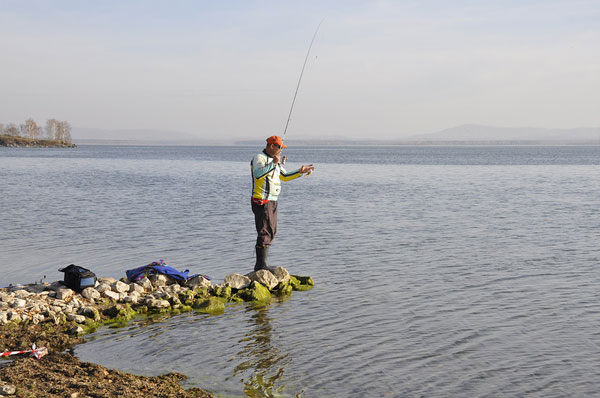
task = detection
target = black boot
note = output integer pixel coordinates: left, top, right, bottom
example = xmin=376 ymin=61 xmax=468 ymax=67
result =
xmin=254 ymin=245 xmax=269 ymax=271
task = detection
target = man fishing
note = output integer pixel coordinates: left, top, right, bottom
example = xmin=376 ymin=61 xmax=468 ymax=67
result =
xmin=251 ymin=135 xmax=315 ymax=271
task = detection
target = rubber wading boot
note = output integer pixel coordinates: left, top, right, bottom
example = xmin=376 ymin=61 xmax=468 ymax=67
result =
xmin=254 ymin=245 xmax=269 ymax=272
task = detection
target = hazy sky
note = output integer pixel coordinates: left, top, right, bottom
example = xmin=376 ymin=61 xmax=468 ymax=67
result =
xmin=1 ymin=0 xmax=598 ymax=140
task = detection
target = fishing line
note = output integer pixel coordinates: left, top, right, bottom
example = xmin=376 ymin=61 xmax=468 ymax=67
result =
xmin=282 ymin=18 xmax=324 ymax=141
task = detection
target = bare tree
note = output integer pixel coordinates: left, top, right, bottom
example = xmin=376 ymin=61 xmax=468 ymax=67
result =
xmin=20 ymin=118 xmax=41 ymax=139
xmin=45 ymin=119 xmax=61 ymax=140
xmin=0 ymin=123 xmax=4 ymax=134
xmin=5 ymin=123 xmax=20 ymax=136
xmin=57 ymin=120 xmax=72 ymax=143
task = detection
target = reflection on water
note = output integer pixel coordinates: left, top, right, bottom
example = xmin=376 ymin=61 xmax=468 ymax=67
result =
xmin=231 ymin=306 xmax=291 ymax=398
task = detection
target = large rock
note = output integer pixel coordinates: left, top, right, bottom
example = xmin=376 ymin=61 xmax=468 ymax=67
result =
xmin=68 ymin=325 xmax=84 ymax=335
xmin=66 ymin=314 xmax=86 ymax=323
xmin=272 ymin=267 xmax=291 ymax=284
xmin=56 ymin=288 xmax=75 ymax=300
xmin=10 ymin=299 xmax=26 ymax=308
xmin=165 ymin=284 xmax=182 ymax=295
xmin=149 ymin=274 xmax=172 ymax=287
xmin=236 ymin=281 xmax=272 ymax=302
xmin=246 ymin=270 xmax=279 ymax=290
xmin=5 ymin=310 xmax=18 ymax=321
xmin=129 ymin=283 xmax=145 ymax=294
xmin=122 ymin=295 xmax=138 ymax=304
xmin=47 ymin=281 xmax=64 ymax=291
xmin=13 ymin=289 xmax=31 ymax=299
xmin=79 ymin=306 xmax=100 ymax=320
xmin=95 ymin=283 xmax=112 ymax=294
xmin=186 ymin=275 xmax=211 ymax=288
xmin=0 ymin=383 xmax=16 ymax=395
xmin=192 ymin=297 xmax=225 ymax=315
xmin=147 ymin=299 xmax=170 ymax=309
xmin=111 ymin=281 xmax=129 ymax=294
xmin=81 ymin=287 xmax=101 ymax=299
xmin=32 ymin=314 xmax=45 ymax=324
xmin=136 ymin=277 xmax=153 ymax=290
xmin=224 ymin=273 xmax=251 ymax=289
xmin=289 ymin=275 xmax=314 ymax=291
xmin=98 ymin=277 xmax=117 ymax=285
xmin=103 ymin=290 xmax=120 ymax=301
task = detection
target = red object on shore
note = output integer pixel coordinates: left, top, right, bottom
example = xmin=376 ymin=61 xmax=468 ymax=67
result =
xmin=0 ymin=344 xmax=47 ymax=360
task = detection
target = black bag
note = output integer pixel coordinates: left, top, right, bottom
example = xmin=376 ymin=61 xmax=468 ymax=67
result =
xmin=58 ymin=264 xmax=97 ymax=291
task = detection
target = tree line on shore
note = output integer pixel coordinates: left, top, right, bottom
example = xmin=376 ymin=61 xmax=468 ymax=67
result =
xmin=0 ymin=118 xmax=72 ymax=144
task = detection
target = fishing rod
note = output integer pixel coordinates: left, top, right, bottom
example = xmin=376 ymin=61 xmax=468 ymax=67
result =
xmin=282 ymin=18 xmax=324 ymax=142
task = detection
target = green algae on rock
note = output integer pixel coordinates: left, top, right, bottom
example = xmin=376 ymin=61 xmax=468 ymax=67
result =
xmin=234 ymin=281 xmax=272 ymax=303
xmin=290 ymin=275 xmax=314 ymax=291
xmin=192 ymin=297 xmax=225 ymax=315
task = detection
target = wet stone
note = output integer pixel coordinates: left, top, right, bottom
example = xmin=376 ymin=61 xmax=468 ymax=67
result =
xmin=122 ymin=295 xmax=138 ymax=304
xmin=273 ymin=267 xmax=291 ymax=284
xmin=79 ymin=306 xmax=100 ymax=320
xmin=247 ymin=269 xmax=279 ymax=290
xmin=98 ymin=277 xmax=117 ymax=285
xmin=147 ymin=299 xmax=170 ymax=309
xmin=0 ymin=383 xmax=16 ymax=396
xmin=95 ymin=283 xmax=111 ymax=294
xmin=66 ymin=314 xmax=86 ymax=323
xmin=137 ymin=277 xmax=153 ymax=290
xmin=68 ymin=325 xmax=84 ymax=335
xmin=14 ymin=290 xmax=31 ymax=299
xmin=81 ymin=287 xmax=101 ymax=299
xmin=56 ymin=288 xmax=75 ymax=300
xmin=186 ymin=275 xmax=211 ymax=288
xmin=103 ymin=291 xmax=120 ymax=301
xmin=112 ymin=281 xmax=129 ymax=294
xmin=149 ymin=274 xmax=169 ymax=288
xmin=32 ymin=314 xmax=45 ymax=324
xmin=129 ymin=283 xmax=145 ymax=294
xmin=10 ymin=299 xmax=26 ymax=308
xmin=224 ymin=273 xmax=251 ymax=290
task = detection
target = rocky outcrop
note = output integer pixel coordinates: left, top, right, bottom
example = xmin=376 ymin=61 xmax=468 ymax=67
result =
xmin=0 ymin=267 xmax=313 ymax=327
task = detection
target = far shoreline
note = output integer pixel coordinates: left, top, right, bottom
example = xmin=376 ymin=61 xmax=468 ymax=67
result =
xmin=0 ymin=134 xmax=76 ymax=148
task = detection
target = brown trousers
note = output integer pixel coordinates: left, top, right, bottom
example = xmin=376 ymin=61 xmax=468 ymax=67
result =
xmin=252 ymin=200 xmax=278 ymax=247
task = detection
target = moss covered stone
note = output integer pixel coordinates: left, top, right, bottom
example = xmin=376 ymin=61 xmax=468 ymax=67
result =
xmin=103 ymin=304 xmax=136 ymax=320
xmin=290 ymin=275 xmax=314 ymax=291
xmin=213 ymin=285 xmax=232 ymax=299
xmin=192 ymin=297 xmax=225 ymax=315
xmin=235 ymin=282 xmax=272 ymax=303
xmin=178 ymin=290 xmax=195 ymax=305
xmin=273 ymin=282 xmax=293 ymax=297
xmin=194 ymin=286 xmax=210 ymax=297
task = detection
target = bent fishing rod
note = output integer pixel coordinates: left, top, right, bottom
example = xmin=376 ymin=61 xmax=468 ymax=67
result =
xmin=282 ymin=18 xmax=324 ymax=142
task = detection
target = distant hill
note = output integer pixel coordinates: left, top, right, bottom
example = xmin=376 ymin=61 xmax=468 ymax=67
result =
xmin=71 ymin=125 xmax=600 ymax=146
xmin=406 ymin=124 xmax=600 ymax=142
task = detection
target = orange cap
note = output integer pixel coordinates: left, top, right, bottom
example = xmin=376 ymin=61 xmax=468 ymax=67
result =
xmin=266 ymin=136 xmax=287 ymax=148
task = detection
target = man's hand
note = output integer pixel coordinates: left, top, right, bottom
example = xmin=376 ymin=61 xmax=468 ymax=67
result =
xmin=300 ymin=164 xmax=315 ymax=174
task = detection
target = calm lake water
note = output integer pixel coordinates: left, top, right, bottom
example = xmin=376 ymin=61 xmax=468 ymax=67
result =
xmin=1 ymin=145 xmax=599 ymax=397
